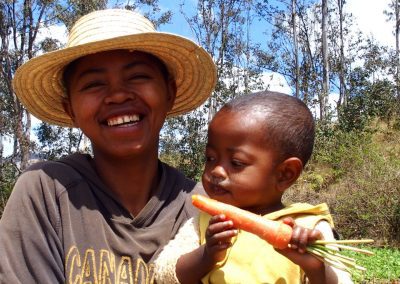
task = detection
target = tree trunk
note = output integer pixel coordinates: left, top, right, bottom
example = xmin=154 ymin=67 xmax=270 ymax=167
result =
xmin=321 ymin=0 xmax=329 ymax=120
xmin=337 ymin=0 xmax=346 ymax=122
xmin=292 ymin=0 xmax=300 ymax=98
xmin=395 ymin=0 xmax=400 ymax=100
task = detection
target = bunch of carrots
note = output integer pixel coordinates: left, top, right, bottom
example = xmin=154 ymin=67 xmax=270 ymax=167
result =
xmin=192 ymin=194 xmax=374 ymax=273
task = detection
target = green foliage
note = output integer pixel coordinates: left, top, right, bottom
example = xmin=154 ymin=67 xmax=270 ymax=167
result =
xmin=35 ymin=123 xmax=85 ymax=160
xmin=160 ymin=110 xmax=208 ymax=181
xmin=0 ymin=161 xmax=18 ymax=218
xmin=287 ymin=122 xmax=400 ymax=248
xmin=123 ymin=0 xmax=172 ymax=27
xmin=54 ymin=0 xmax=107 ymax=30
xmin=342 ymin=246 xmax=400 ymax=282
xmin=340 ymin=67 xmax=397 ymax=131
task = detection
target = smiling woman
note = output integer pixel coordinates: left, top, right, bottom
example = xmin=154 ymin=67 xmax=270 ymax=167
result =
xmin=63 ymin=50 xmax=177 ymax=162
xmin=0 ymin=9 xmax=216 ymax=283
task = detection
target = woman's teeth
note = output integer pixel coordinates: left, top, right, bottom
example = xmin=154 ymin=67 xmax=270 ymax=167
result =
xmin=107 ymin=114 xmax=140 ymax=126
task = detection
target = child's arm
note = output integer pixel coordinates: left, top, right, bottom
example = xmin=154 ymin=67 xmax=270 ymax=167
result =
xmin=277 ymin=217 xmax=353 ymax=284
xmin=176 ymin=214 xmax=238 ymax=284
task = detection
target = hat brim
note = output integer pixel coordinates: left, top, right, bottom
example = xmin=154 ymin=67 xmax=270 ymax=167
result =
xmin=12 ymin=32 xmax=216 ymax=127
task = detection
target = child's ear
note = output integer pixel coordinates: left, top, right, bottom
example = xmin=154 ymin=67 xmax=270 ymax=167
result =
xmin=276 ymin=157 xmax=303 ymax=193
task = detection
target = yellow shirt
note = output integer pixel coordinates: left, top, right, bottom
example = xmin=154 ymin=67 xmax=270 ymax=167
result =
xmin=199 ymin=203 xmax=334 ymax=284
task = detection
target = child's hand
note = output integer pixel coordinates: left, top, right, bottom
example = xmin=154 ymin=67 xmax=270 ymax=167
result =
xmin=276 ymin=217 xmax=326 ymax=274
xmin=204 ymin=214 xmax=238 ymax=263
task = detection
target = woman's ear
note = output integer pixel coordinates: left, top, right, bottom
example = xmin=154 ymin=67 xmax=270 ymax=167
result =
xmin=166 ymin=77 xmax=177 ymax=111
xmin=62 ymin=97 xmax=78 ymax=127
xmin=276 ymin=157 xmax=303 ymax=193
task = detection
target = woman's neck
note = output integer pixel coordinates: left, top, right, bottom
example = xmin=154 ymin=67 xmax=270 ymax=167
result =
xmin=92 ymin=152 xmax=161 ymax=216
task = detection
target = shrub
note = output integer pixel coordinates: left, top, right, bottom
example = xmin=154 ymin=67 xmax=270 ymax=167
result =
xmin=284 ymin=122 xmax=400 ymax=247
xmin=0 ymin=161 xmax=19 ymax=217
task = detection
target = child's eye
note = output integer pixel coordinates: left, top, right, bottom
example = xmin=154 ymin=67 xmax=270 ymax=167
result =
xmin=205 ymin=155 xmax=215 ymax=162
xmin=231 ymin=159 xmax=249 ymax=168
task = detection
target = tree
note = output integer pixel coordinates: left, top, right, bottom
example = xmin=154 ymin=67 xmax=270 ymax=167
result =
xmin=0 ymin=1 xmax=62 ymax=171
xmin=384 ymin=0 xmax=400 ymax=100
xmin=321 ymin=0 xmax=329 ymax=120
xmin=292 ymin=0 xmax=300 ymax=98
xmin=337 ymin=0 xmax=346 ymax=108
xmin=264 ymin=0 xmax=322 ymax=106
xmin=159 ymin=0 xmax=271 ymax=179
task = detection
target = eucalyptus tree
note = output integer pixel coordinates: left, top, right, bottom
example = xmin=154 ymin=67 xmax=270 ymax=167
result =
xmin=321 ymin=0 xmax=329 ymax=120
xmin=159 ymin=0 xmax=269 ymax=179
xmin=263 ymin=0 xmax=321 ymax=106
xmin=384 ymin=0 xmax=400 ymax=99
xmin=326 ymin=0 xmax=364 ymax=123
xmin=0 ymin=0 xmax=63 ymax=171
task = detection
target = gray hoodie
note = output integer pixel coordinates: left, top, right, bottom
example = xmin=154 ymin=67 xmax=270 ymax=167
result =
xmin=0 ymin=153 xmax=202 ymax=284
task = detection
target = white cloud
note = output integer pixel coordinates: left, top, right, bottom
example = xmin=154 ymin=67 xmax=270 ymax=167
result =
xmin=257 ymin=72 xmax=292 ymax=94
xmin=37 ymin=24 xmax=67 ymax=44
xmin=346 ymin=0 xmax=393 ymax=47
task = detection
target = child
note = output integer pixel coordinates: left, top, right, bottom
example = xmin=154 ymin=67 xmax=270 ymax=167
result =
xmin=154 ymin=91 xmax=352 ymax=283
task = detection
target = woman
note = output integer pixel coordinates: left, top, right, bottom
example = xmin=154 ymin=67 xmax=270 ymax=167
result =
xmin=0 ymin=9 xmax=216 ymax=283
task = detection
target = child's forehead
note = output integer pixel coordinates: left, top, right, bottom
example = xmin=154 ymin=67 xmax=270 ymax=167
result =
xmin=213 ymin=107 xmax=269 ymax=125
xmin=209 ymin=110 xmax=269 ymax=142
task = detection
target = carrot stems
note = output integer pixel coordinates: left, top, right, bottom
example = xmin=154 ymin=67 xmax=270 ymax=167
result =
xmin=314 ymin=239 xmax=374 ymax=245
xmin=306 ymin=240 xmax=374 ymax=272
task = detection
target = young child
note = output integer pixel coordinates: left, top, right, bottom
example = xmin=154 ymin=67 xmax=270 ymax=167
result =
xmin=154 ymin=91 xmax=352 ymax=284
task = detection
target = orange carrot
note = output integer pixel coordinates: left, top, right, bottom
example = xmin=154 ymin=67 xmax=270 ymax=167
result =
xmin=192 ymin=194 xmax=293 ymax=249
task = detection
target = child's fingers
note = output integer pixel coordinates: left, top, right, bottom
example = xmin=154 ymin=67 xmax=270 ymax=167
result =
xmin=290 ymin=227 xmax=323 ymax=253
xmin=207 ymin=229 xmax=237 ymax=248
xmin=281 ymin=217 xmax=295 ymax=227
xmin=207 ymin=218 xmax=235 ymax=235
xmin=209 ymin=214 xmax=227 ymax=225
xmin=308 ymin=229 xmax=323 ymax=242
xmin=290 ymin=226 xmax=311 ymax=253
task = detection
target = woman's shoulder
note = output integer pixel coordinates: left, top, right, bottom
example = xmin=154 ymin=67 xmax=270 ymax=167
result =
xmin=15 ymin=153 xmax=90 ymax=197
xmin=23 ymin=156 xmax=82 ymax=183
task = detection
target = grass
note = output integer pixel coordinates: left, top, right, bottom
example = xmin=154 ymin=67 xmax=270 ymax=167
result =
xmin=341 ymin=246 xmax=400 ymax=283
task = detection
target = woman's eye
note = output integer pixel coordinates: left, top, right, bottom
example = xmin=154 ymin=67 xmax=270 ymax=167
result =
xmin=80 ymin=81 xmax=104 ymax=91
xmin=128 ymin=74 xmax=151 ymax=81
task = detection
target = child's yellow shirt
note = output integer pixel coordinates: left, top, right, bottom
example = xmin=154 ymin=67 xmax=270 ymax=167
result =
xmin=199 ymin=203 xmax=334 ymax=284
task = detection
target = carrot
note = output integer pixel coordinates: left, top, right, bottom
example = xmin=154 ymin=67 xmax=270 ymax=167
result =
xmin=191 ymin=194 xmax=292 ymax=249
xmin=192 ymin=195 xmax=375 ymax=273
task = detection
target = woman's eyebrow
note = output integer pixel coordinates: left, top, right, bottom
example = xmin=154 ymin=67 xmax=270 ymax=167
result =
xmin=75 ymin=67 xmax=104 ymax=80
xmin=124 ymin=61 xmax=151 ymax=70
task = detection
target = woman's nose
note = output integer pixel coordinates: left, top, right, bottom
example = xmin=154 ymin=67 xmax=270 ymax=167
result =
xmin=104 ymin=83 xmax=134 ymax=104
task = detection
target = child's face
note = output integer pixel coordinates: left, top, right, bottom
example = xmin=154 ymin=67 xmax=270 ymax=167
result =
xmin=202 ymin=109 xmax=284 ymax=215
xmin=64 ymin=50 xmax=175 ymax=159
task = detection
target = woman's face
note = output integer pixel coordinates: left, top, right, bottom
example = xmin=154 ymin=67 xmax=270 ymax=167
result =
xmin=64 ymin=50 xmax=176 ymax=159
xmin=202 ymin=109 xmax=283 ymax=215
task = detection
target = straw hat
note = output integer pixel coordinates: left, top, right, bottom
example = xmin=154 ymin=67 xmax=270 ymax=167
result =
xmin=12 ymin=9 xmax=217 ymax=127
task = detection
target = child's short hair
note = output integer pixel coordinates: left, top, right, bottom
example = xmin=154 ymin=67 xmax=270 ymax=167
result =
xmin=220 ymin=91 xmax=315 ymax=166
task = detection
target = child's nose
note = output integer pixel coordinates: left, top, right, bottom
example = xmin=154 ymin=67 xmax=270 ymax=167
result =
xmin=211 ymin=165 xmax=227 ymax=179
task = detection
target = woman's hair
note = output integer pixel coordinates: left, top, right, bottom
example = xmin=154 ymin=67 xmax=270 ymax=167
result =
xmin=220 ymin=91 xmax=315 ymax=166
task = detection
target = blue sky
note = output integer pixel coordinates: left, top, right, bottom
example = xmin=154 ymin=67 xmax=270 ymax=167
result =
xmin=150 ymin=0 xmax=394 ymax=47
xmin=2 ymin=0 xmax=394 ymax=156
